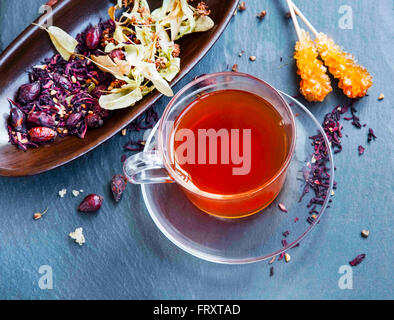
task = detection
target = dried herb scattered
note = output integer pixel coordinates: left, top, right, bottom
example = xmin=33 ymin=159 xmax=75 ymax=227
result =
xmin=358 ymin=145 xmax=365 ymax=155
xmin=78 ymin=194 xmax=103 ymax=212
xmin=349 ymin=253 xmax=366 ymax=266
xmin=367 ymin=128 xmax=377 ymax=143
xmin=269 ymin=266 xmax=274 ymax=277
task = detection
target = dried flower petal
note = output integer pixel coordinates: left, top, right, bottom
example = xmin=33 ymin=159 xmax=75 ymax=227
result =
xmin=349 ymin=254 xmax=366 ymax=266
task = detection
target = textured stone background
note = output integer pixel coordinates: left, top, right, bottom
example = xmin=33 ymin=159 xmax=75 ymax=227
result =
xmin=0 ymin=0 xmax=392 ymax=299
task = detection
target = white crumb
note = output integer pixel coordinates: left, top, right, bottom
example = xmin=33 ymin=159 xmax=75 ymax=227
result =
xmin=58 ymin=188 xmax=67 ymax=198
xmin=69 ymin=227 xmax=85 ymax=246
xmin=72 ymin=190 xmax=80 ymax=197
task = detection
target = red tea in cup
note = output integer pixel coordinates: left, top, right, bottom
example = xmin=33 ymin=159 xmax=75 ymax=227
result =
xmin=171 ymin=89 xmax=292 ymax=218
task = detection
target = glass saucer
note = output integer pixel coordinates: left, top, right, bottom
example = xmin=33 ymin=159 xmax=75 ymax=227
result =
xmin=141 ymin=92 xmax=334 ymax=264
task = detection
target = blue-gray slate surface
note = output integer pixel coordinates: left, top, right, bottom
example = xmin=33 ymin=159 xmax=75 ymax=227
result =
xmin=0 ymin=0 xmax=392 ymax=299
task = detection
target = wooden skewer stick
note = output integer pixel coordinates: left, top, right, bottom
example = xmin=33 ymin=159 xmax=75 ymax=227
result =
xmin=286 ymin=0 xmax=302 ymax=40
xmin=289 ymin=0 xmax=319 ymax=37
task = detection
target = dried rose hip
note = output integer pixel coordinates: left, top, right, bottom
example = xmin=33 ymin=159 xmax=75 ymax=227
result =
xmin=78 ymin=194 xmax=104 ymax=212
xmin=111 ymin=175 xmax=127 ymax=202
xmin=66 ymin=112 xmax=83 ymax=128
xmin=53 ymin=73 xmax=72 ymax=91
xmin=17 ymin=82 xmax=41 ymax=104
xmin=10 ymin=107 xmax=25 ymax=132
xmin=27 ymin=111 xmax=55 ymax=127
xmin=85 ymin=26 xmax=101 ymax=50
xmin=28 ymin=127 xmax=57 ymax=143
xmin=109 ymin=49 xmax=125 ymax=61
xmin=86 ymin=113 xmax=103 ymax=128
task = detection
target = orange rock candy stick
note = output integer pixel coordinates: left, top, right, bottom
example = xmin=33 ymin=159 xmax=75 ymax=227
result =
xmin=294 ymin=30 xmax=333 ymax=102
xmin=287 ymin=0 xmax=332 ymax=102
xmin=290 ymin=0 xmax=373 ymax=99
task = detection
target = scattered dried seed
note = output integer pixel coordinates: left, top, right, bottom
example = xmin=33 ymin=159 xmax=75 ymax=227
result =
xmin=238 ymin=1 xmax=246 ymax=11
xmin=121 ymin=128 xmax=127 ymax=136
xmin=256 ymin=10 xmax=266 ymax=20
xmin=278 ymin=203 xmax=288 ymax=213
xmin=377 ymin=93 xmax=384 ymax=100
xmin=231 ymin=64 xmax=238 ymax=72
xmin=361 ymin=229 xmax=369 ymax=238
xmin=249 ymin=55 xmax=256 ymax=61
xmin=269 ymin=266 xmax=274 ymax=277
xmin=33 ymin=208 xmax=48 ymax=220
xmin=358 ymin=145 xmax=365 ymax=155
xmin=284 ymin=253 xmax=291 ymax=263
xmin=238 ymin=50 xmax=244 ymax=57
xmin=269 ymin=256 xmax=275 ymax=264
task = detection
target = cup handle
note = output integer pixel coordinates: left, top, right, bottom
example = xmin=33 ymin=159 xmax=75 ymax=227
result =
xmin=123 ymin=150 xmax=174 ymax=184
